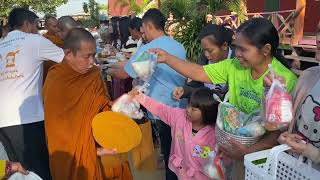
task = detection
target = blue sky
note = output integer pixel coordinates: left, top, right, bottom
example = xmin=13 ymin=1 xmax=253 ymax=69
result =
xmin=56 ymin=0 xmax=107 ymax=17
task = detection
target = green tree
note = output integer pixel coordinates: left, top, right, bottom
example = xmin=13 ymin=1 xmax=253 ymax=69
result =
xmin=160 ymin=0 xmax=247 ymax=60
xmin=115 ymin=0 xmax=157 ymax=15
xmin=0 ymin=0 xmax=67 ymax=17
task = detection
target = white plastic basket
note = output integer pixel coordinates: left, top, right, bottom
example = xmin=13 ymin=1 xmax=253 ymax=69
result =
xmin=244 ymin=144 xmax=320 ymax=180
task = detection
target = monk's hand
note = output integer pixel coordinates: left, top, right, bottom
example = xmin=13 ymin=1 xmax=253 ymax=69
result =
xmin=10 ymin=162 xmax=29 ymax=175
xmin=218 ymin=138 xmax=249 ymax=160
xmin=149 ymin=48 xmax=171 ymax=64
xmin=97 ymin=147 xmax=117 ymax=156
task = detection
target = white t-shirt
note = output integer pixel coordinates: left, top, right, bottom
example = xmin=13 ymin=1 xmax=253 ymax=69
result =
xmin=0 ymin=30 xmax=64 ymax=128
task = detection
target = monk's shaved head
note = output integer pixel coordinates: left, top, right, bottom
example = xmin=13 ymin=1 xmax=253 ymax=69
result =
xmin=58 ymin=16 xmax=78 ymax=39
xmin=64 ymin=28 xmax=95 ymax=53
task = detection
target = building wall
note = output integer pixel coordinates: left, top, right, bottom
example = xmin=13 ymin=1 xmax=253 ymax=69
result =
xmin=247 ymin=0 xmax=319 ymax=33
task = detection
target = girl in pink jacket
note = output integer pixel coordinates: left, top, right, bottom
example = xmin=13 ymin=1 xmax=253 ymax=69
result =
xmin=130 ymin=87 xmax=219 ymax=180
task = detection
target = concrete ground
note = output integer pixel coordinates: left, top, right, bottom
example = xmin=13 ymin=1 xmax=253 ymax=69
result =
xmin=130 ymin=148 xmax=165 ymax=180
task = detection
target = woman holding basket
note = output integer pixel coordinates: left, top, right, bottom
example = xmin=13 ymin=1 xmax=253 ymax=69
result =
xmin=150 ymin=18 xmax=297 ymax=178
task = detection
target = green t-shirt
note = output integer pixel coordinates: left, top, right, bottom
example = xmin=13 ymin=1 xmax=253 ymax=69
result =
xmin=204 ymin=57 xmax=297 ymax=114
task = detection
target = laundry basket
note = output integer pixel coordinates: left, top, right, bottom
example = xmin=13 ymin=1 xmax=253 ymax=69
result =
xmin=244 ymin=144 xmax=320 ymax=180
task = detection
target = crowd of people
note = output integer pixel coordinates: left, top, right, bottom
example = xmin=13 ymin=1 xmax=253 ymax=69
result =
xmin=0 ymin=6 xmax=319 ymax=180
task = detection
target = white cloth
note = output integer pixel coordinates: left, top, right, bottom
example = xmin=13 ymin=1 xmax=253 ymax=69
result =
xmin=0 ymin=30 xmax=64 ymax=128
xmin=9 ymin=172 xmax=42 ymax=180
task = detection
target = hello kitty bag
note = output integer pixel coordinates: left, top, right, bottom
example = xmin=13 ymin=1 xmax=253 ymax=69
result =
xmin=265 ymin=64 xmax=293 ymax=131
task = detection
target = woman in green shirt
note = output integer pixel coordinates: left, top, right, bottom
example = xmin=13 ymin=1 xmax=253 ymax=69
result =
xmin=150 ymin=18 xmax=297 ymax=161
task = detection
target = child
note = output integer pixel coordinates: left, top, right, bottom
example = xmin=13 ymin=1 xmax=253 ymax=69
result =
xmin=130 ymin=87 xmax=219 ymax=180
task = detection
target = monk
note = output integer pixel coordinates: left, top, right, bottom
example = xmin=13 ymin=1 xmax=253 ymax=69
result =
xmin=42 ymin=15 xmax=65 ymax=83
xmin=43 ymin=28 xmax=132 ymax=180
xmin=57 ymin=16 xmax=79 ymax=40
xmin=43 ymin=15 xmax=64 ymax=48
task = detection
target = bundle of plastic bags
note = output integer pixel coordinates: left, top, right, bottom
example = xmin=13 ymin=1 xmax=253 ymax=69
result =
xmin=111 ymin=94 xmax=144 ymax=119
xmin=265 ymin=64 xmax=293 ymax=131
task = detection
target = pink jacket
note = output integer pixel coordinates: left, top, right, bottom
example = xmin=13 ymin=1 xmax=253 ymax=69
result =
xmin=136 ymin=94 xmax=216 ymax=180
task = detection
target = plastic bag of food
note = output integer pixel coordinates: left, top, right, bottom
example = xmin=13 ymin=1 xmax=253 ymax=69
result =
xmin=237 ymin=118 xmax=266 ymax=137
xmin=265 ymin=64 xmax=293 ymax=131
xmin=214 ymin=93 xmax=249 ymax=134
xmin=112 ymin=94 xmax=144 ymax=119
xmin=131 ymin=51 xmax=157 ymax=80
xmin=203 ymin=151 xmax=225 ymax=180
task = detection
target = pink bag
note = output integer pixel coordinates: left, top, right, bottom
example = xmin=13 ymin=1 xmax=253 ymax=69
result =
xmin=265 ymin=65 xmax=293 ymax=131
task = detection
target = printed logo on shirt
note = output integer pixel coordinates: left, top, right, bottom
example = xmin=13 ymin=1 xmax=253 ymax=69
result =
xmin=297 ymin=95 xmax=320 ymax=148
xmin=238 ymin=86 xmax=262 ymax=113
xmin=0 ymin=38 xmax=24 ymax=82
xmin=192 ymin=145 xmax=212 ymax=159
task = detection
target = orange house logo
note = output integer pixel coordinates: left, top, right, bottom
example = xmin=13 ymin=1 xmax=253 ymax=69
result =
xmin=6 ymin=50 xmax=19 ymax=68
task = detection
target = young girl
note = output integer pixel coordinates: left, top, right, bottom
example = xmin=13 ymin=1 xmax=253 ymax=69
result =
xmin=151 ymin=18 xmax=298 ymax=178
xmin=130 ymin=87 xmax=219 ymax=180
xmin=173 ymin=24 xmax=234 ymax=100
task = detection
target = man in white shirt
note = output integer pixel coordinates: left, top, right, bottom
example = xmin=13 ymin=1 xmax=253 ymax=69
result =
xmin=0 ymin=8 xmax=64 ymax=180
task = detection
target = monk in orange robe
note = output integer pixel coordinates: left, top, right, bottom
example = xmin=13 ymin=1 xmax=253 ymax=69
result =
xmin=42 ymin=15 xmax=64 ymax=83
xmin=43 ymin=28 xmax=132 ymax=180
xmin=43 ymin=15 xmax=64 ymax=48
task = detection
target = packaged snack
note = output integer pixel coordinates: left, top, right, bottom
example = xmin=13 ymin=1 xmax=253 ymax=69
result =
xmin=131 ymin=51 xmax=157 ymax=80
xmin=111 ymin=94 xmax=144 ymax=119
xmin=265 ymin=64 xmax=293 ymax=131
xmin=238 ymin=121 xmax=266 ymax=137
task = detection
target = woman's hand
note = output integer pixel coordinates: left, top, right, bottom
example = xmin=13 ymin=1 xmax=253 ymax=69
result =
xmin=149 ymin=48 xmax=172 ymax=63
xmin=263 ymin=73 xmax=285 ymax=88
xmin=97 ymin=147 xmax=117 ymax=156
xmin=218 ymin=138 xmax=249 ymax=160
xmin=10 ymin=162 xmax=29 ymax=175
xmin=172 ymin=87 xmax=184 ymax=100
xmin=278 ymin=132 xmax=307 ymax=154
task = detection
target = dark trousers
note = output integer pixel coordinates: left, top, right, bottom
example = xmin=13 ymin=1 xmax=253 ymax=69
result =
xmin=0 ymin=121 xmax=52 ymax=180
xmin=157 ymin=120 xmax=178 ymax=180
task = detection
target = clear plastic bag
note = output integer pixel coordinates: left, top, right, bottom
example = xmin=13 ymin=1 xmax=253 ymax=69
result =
xmin=237 ymin=117 xmax=266 ymax=137
xmin=111 ymin=94 xmax=144 ymax=119
xmin=214 ymin=93 xmax=250 ymax=134
xmin=203 ymin=151 xmax=225 ymax=180
xmin=131 ymin=51 xmax=157 ymax=80
xmin=265 ymin=65 xmax=293 ymax=131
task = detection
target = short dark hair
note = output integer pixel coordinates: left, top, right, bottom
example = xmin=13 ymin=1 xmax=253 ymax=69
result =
xmin=44 ymin=14 xmax=57 ymax=24
xmin=198 ymin=24 xmax=234 ymax=46
xmin=129 ymin=17 xmax=142 ymax=31
xmin=64 ymin=28 xmax=95 ymax=53
xmin=189 ymin=87 xmax=219 ymax=126
xmin=8 ymin=8 xmax=38 ymax=30
xmin=142 ymin=8 xmax=166 ymax=31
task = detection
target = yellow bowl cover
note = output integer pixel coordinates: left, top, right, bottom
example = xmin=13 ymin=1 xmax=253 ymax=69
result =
xmin=92 ymin=111 xmax=142 ymax=153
